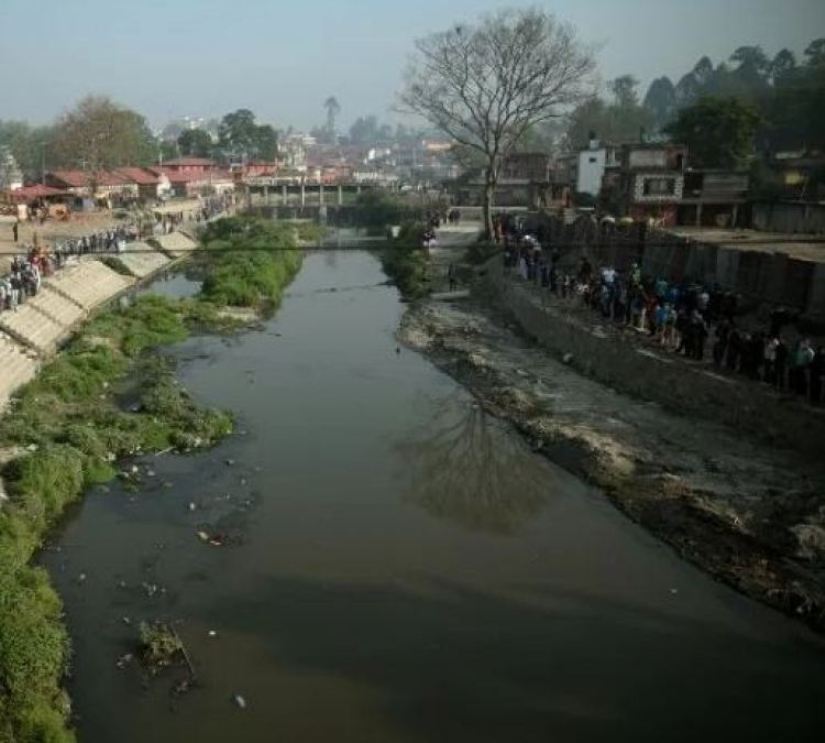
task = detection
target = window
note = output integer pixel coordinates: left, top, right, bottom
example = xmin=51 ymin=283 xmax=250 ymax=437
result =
xmin=589 ymin=157 xmax=597 ymax=164
xmin=642 ymin=177 xmax=676 ymax=196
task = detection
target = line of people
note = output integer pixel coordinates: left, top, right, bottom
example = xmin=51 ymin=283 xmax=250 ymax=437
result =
xmin=505 ymin=239 xmax=825 ymax=407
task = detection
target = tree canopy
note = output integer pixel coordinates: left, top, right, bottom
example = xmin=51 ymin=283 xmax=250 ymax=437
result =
xmin=665 ymin=96 xmax=760 ymax=169
xmin=218 ymin=109 xmax=278 ymax=160
xmin=50 ymin=96 xmax=157 ymax=171
xmin=177 ymin=128 xmax=214 ymax=158
xmin=641 ymin=37 xmax=825 ymax=153
xmin=565 ymin=76 xmax=653 ymax=148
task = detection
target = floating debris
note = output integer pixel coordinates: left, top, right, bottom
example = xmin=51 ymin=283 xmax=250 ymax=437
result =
xmin=233 ymin=694 xmax=247 ymax=710
xmin=138 ymin=622 xmax=184 ymax=671
xmin=172 ymin=678 xmax=193 ymax=697
xmin=141 ymin=582 xmax=159 ymax=598
xmin=116 ymin=653 xmax=134 ymax=670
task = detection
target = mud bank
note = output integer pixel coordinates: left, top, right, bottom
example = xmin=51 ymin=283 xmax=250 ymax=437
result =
xmin=399 ymin=299 xmax=825 ymax=631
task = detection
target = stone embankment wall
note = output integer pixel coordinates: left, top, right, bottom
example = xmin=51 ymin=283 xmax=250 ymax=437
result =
xmin=0 ymin=231 xmax=198 ymax=410
xmin=477 ymin=259 xmax=825 ymax=459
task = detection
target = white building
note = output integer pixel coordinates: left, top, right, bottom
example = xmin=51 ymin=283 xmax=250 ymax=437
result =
xmin=575 ymin=138 xmax=619 ymax=196
xmin=0 ymin=148 xmax=23 ymax=191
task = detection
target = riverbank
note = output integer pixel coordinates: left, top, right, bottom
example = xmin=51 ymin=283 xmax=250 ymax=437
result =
xmin=399 ymin=294 xmax=825 ymax=632
xmin=0 ymin=217 xmax=302 ymax=741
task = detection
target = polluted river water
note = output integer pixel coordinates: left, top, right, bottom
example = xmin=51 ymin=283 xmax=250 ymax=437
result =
xmin=42 ymin=251 xmax=825 ymax=742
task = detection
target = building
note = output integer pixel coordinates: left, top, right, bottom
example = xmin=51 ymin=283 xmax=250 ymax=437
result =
xmin=0 ymin=149 xmax=23 ymax=191
xmin=113 ymin=167 xmax=171 ymax=200
xmin=678 ymin=170 xmax=749 ymax=227
xmin=45 ymin=170 xmax=138 ymax=201
xmin=601 ymin=143 xmax=687 ymax=227
xmin=151 ymin=167 xmax=234 ymax=197
xmin=765 ymin=150 xmax=825 ymax=201
xmin=352 ymin=168 xmax=399 ymax=187
xmin=451 ymin=152 xmax=555 ymax=208
xmin=573 ymin=138 xmax=620 ymax=196
xmin=160 ymin=157 xmax=216 ymax=174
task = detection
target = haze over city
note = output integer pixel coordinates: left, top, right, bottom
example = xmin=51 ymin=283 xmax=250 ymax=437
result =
xmin=1 ymin=0 xmax=822 ymax=128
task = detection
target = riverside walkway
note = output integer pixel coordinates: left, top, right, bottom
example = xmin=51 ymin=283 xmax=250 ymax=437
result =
xmin=0 ymin=231 xmax=199 ymax=410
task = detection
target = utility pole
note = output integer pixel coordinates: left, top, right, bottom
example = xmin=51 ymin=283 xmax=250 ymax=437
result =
xmin=40 ymin=142 xmax=47 ymax=185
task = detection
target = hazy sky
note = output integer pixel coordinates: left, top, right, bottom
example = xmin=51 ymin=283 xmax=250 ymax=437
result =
xmin=1 ymin=0 xmax=822 ymax=131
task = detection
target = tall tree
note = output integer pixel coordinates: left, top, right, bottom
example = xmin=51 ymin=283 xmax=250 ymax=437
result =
xmin=348 ymin=115 xmax=381 ymax=145
xmin=566 ymin=76 xmax=652 ymax=148
xmin=770 ymin=49 xmax=797 ymax=86
xmin=665 ymin=96 xmax=760 ymax=169
xmin=177 ymin=128 xmax=214 ymax=158
xmin=611 ymin=75 xmax=640 ymax=108
xmin=218 ymin=109 xmax=278 ymax=160
xmin=804 ymin=38 xmax=825 ymax=67
xmin=692 ymin=56 xmax=715 ymax=87
xmin=643 ymin=77 xmax=677 ymax=129
xmin=323 ymin=96 xmax=341 ymax=141
xmin=0 ymin=121 xmax=56 ymax=180
xmin=400 ymin=8 xmax=593 ymax=237
xmin=50 ymin=96 xmax=157 ymax=174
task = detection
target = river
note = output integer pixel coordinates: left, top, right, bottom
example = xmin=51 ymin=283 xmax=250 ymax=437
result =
xmin=43 ymin=251 xmax=825 ymax=742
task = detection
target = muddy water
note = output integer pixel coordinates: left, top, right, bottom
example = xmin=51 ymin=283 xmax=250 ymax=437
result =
xmin=44 ymin=252 xmax=825 ymax=743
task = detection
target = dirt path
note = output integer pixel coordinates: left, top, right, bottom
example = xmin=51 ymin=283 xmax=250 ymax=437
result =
xmin=399 ymin=297 xmax=825 ymax=631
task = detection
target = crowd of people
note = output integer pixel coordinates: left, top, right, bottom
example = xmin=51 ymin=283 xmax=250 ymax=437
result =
xmin=504 ymin=237 xmax=825 ymax=407
xmin=2 ymin=195 xmax=236 ymax=314
xmin=0 ymin=223 xmax=139 ymax=312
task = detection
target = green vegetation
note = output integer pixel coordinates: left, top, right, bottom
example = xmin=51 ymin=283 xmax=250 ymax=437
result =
xmin=665 ymin=97 xmax=761 ymax=169
xmin=138 ymin=622 xmax=184 ymax=670
xmin=0 ymin=216 xmax=302 ymax=742
xmin=381 ymin=221 xmax=431 ymax=301
xmin=351 ymin=191 xmax=419 ymax=230
xmin=199 ymin=217 xmax=303 ymax=307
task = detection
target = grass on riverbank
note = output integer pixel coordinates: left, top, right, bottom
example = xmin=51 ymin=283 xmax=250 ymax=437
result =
xmin=199 ymin=217 xmax=303 ymax=307
xmin=381 ymin=221 xmax=431 ymax=301
xmin=0 ymin=216 xmax=303 ymax=742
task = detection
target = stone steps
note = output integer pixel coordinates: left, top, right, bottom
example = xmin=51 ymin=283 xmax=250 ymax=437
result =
xmin=27 ymin=287 xmax=85 ymax=329
xmin=45 ymin=261 xmax=133 ymax=310
xmin=0 ymin=332 xmax=39 ymax=410
xmin=117 ymin=243 xmax=172 ymax=278
xmin=0 ymin=303 xmax=66 ymax=354
xmin=151 ymin=232 xmax=198 ymax=258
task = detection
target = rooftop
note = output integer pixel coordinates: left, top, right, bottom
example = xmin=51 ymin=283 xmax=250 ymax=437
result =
xmin=668 ymin=227 xmax=825 ymax=264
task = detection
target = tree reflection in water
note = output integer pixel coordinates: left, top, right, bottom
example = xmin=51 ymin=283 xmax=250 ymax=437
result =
xmin=396 ymin=393 xmax=551 ymax=535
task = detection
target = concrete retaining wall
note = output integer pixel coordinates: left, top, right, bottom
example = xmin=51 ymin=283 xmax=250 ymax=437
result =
xmin=150 ymin=232 xmax=197 ymax=258
xmin=0 ymin=303 xmax=66 ymax=354
xmin=117 ymin=242 xmax=173 ymax=279
xmin=753 ymin=202 xmax=825 ymax=234
xmin=45 ymin=261 xmax=134 ymax=310
xmin=0 ymin=332 xmax=39 ymax=410
xmin=478 ymin=261 xmax=825 ymax=458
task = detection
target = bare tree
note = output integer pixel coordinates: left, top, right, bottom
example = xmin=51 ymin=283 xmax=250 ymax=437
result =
xmin=400 ymin=8 xmax=594 ymax=238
